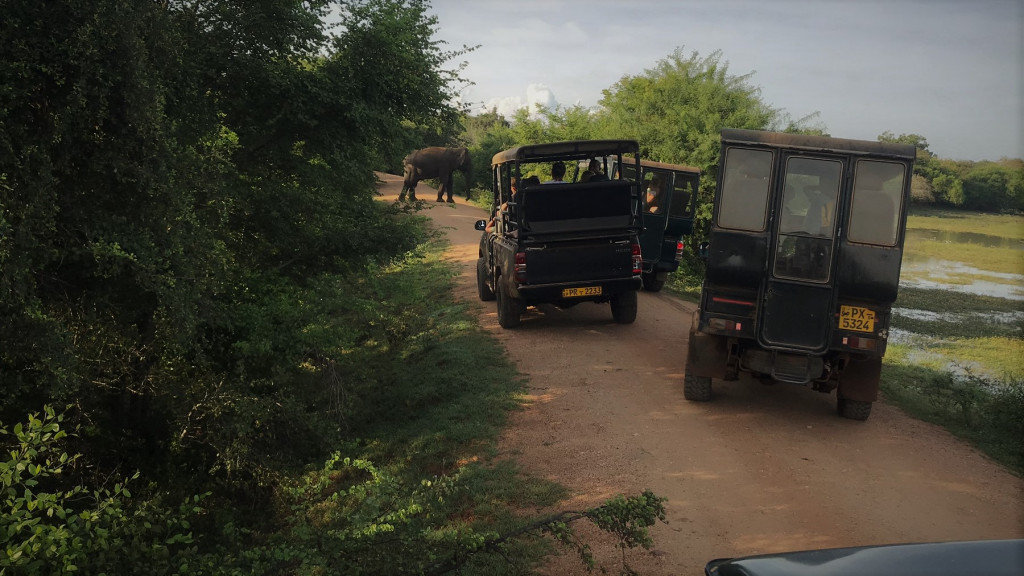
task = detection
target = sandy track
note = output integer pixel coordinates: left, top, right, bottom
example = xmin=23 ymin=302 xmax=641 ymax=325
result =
xmin=376 ymin=174 xmax=1024 ymax=574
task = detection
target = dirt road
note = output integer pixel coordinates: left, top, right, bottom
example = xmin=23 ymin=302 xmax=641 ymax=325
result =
xmin=377 ymin=174 xmax=1024 ymax=574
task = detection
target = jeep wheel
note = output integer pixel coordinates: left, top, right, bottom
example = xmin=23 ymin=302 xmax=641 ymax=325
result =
xmin=496 ymin=276 xmax=521 ymax=328
xmin=641 ymin=271 xmax=665 ymax=292
xmin=609 ymin=290 xmax=638 ymax=324
xmin=837 ymin=397 xmax=872 ymax=421
xmin=683 ymin=372 xmax=713 ymax=401
xmin=476 ymin=259 xmax=495 ymax=301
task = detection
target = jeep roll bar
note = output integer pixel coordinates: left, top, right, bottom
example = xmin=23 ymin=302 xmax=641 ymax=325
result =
xmin=491 ymin=139 xmax=641 ymax=166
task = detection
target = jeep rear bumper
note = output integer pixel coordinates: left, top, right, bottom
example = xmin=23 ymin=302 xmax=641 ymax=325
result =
xmin=515 ymin=276 xmax=641 ymax=304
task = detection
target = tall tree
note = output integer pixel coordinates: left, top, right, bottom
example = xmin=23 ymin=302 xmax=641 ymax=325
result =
xmin=594 ymin=48 xmax=783 ymax=173
xmin=0 ymin=0 xmax=466 ymax=478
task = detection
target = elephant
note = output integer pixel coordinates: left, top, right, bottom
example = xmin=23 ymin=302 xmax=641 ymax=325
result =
xmin=399 ymin=146 xmax=472 ymax=203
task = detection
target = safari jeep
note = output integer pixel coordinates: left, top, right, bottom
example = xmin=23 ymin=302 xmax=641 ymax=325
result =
xmin=618 ymin=157 xmax=700 ymax=292
xmin=685 ymin=129 xmax=916 ymax=420
xmin=474 ymin=140 xmax=643 ymax=328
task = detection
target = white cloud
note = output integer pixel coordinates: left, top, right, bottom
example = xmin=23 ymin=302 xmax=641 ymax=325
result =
xmin=478 ymin=83 xmax=560 ymax=118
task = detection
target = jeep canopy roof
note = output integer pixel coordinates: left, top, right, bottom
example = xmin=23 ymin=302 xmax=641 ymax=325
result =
xmin=622 ymin=155 xmax=700 ymax=175
xmin=491 ymin=139 xmax=640 ymax=166
xmin=721 ymin=128 xmax=916 ymax=160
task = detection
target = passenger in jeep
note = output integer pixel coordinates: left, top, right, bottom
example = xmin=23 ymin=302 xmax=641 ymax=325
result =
xmin=645 ymin=175 xmax=664 ymax=213
xmin=581 ymin=159 xmax=607 ymax=182
xmin=543 ymin=161 xmax=567 ymax=184
xmin=486 ymin=177 xmax=516 ymax=234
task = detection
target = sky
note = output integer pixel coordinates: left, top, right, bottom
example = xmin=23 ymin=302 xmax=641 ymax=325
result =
xmin=426 ymin=0 xmax=1023 ymax=162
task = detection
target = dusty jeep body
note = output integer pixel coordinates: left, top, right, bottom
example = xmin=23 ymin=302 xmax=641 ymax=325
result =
xmin=619 ymin=157 xmax=700 ymax=292
xmin=474 ymin=140 xmax=643 ymax=328
xmin=685 ymin=129 xmax=916 ymax=420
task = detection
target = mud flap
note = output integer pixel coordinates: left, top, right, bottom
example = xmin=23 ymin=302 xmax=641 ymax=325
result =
xmin=838 ymin=355 xmax=882 ymax=402
xmin=686 ymin=310 xmax=730 ymax=379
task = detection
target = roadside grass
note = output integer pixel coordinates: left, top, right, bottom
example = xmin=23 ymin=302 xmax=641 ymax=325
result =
xmin=903 ymin=240 xmax=1023 ymax=275
xmin=907 ymin=206 xmax=1024 ymax=240
xmin=307 ymin=229 xmax=663 ymax=575
xmin=332 ymin=235 xmax=567 ymax=571
xmin=889 ymin=331 xmax=1024 ymax=381
xmin=881 ymin=358 xmax=1024 ymax=475
xmin=895 ymin=286 xmax=1024 ymax=315
xmin=666 ymin=258 xmax=704 ymax=302
xmin=884 ymin=208 xmax=1024 ymax=475
xmin=942 ymin=337 xmax=1024 ymax=380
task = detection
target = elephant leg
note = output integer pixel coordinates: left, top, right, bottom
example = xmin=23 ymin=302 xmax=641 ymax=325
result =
xmin=398 ymin=185 xmax=407 ymax=201
xmin=436 ymin=182 xmax=445 ymax=202
xmin=445 ymin=174 xmax=455 ymax=203
xmin=408 ymin=185 xmax=417 ymax=201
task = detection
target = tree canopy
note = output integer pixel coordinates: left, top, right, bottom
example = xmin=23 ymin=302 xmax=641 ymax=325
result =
xmin=1 ymin=0 xmax=469 ymax=569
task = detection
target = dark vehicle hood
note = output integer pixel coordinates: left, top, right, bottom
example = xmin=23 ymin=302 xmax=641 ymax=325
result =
xmin=705 ymin=539 xmax=1024 ymax=576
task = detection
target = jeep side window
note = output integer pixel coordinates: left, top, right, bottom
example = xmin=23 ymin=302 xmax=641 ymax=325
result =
xmin=619 ymin=160 xmax=637 ymax=182
xmin=643 ymin=172 xmax=667 ymax=214
xmin=848 ymin=160 xmax=906 ymax=246
xmin=717 ymin=147 xmax=773 ymax=231
xmin=669 ymin=173 xmax=695 ymax=219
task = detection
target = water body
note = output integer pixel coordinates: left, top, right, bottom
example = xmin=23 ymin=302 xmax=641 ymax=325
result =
xmin=899 ymin=258 xmax=1024 ymax=300
xmin=906 ymin=228 xmax=1024 ymax=250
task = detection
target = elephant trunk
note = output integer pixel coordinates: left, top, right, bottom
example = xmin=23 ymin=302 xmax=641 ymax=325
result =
xmin=461 ymin=154 xmax=472 ymax=200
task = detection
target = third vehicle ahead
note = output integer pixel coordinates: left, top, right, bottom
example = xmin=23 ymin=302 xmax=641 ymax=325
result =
xmin=615 ymin=156 xmax=700 ymax=292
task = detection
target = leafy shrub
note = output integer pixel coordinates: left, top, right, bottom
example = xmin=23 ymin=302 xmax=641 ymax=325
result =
xmin=231 ymin=453 xmax=667 ymax=576
xmin=1 ymin=406 xmax=202 ymax=575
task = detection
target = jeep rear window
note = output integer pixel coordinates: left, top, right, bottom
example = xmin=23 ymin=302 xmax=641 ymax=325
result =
xmin=848 ymin=160 xmax=906 ymax=246
xmin=717 ymin=147 xmax=773 ymax=231
xmin=772 ymin=157 xmax=843 ymax=283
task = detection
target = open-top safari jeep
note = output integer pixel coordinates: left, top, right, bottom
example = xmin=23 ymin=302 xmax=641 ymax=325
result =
xmin=685 ymin=129 xmax=916 ymax=420
xmin=474 ymin=140 xmax=643 ymax=328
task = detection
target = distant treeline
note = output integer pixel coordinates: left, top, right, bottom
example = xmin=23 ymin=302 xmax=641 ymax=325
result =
xmin=456 ymin=60 xmax=1023 ymax=215
xmin=877 ymin=132 xmax=1024 ymax=213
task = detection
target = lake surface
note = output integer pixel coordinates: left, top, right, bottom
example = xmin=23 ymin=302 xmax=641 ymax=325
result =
xmin=899 ymin=258 xmax=1024 ymax=300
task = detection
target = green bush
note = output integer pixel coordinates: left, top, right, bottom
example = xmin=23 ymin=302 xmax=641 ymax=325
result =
xmin=881 ymin=363 xmax=1024 ymax=474
xmin=1 ymin=406 xmax=202 ymax=575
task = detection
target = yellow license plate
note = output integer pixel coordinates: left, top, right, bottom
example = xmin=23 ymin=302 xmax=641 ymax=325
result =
xmin=839 ymin=305 xmax=876 ymax=333
xmin=562 ymin=286 xmax=602 ymax=298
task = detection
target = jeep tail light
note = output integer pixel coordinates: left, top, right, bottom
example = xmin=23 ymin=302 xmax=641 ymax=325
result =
xmin=631 ymin=243 xmax=642 ymax=275
xmin=514 ymin=251 xmax=527 ymax=283
xmin=708 ymin=318 xmax=742 ymax=332
xmin=675 ymin=240 xmax=685 ymax=262
xmin=842 ymin=335 xmax=876 ymax=351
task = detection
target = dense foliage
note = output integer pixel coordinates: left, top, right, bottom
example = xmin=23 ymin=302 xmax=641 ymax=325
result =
xmin=460 ymin=48 xmax=1021 ymax=273
xmin=879 ymin=131 xmax=1024 ymax=212
xmin=0 ymin=0 xmax=510 ymax=572
xmin=2 ymin=3 xmax=668 ymax=573
xmin=461 ymin=48 xmax=824 ymax=269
